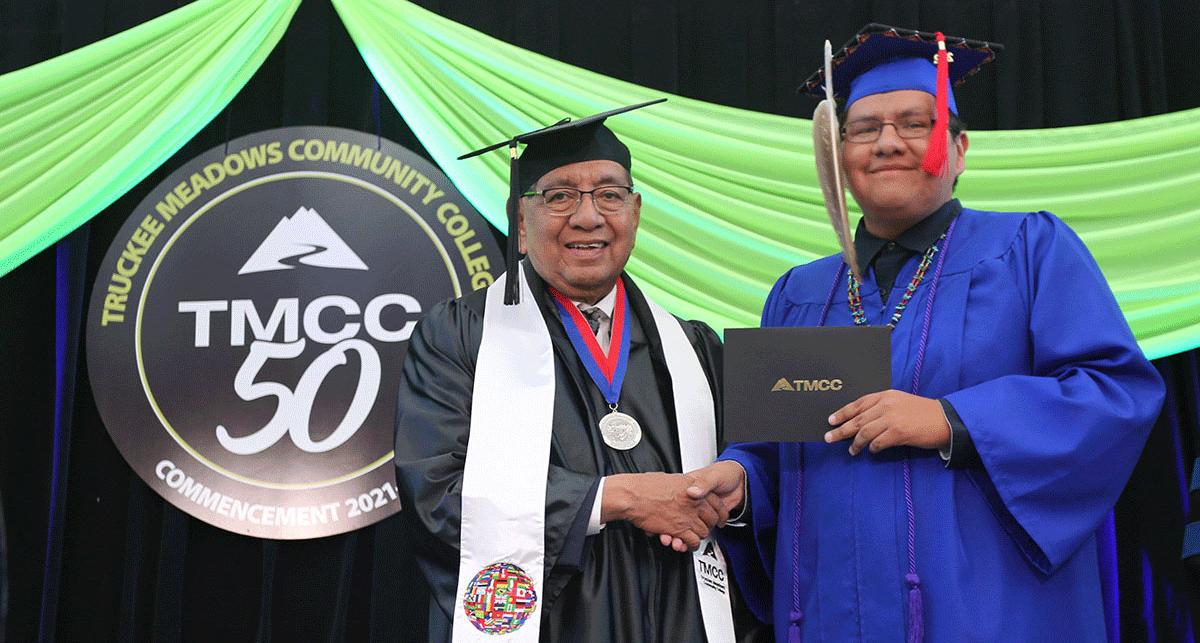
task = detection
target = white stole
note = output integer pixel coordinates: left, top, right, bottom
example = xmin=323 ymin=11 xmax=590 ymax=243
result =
xmin=452 ymin=267 xmax=734 ymax=642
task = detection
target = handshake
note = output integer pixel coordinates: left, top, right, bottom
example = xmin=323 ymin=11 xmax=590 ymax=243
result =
xmin=601 ymin=460 xmax=747 ymax=553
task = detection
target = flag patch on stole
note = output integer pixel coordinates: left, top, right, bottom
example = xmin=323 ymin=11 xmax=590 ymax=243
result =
xmin=463 ymin=562 xmax=538 ymax=634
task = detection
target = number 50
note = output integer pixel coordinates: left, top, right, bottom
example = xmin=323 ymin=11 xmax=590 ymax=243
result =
xmin=216 ymin=338 xmax=381 ymax=455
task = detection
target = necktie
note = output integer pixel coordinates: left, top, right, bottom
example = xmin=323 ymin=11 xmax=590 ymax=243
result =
xmin=577 ymin=304 xmax=608 ymax=337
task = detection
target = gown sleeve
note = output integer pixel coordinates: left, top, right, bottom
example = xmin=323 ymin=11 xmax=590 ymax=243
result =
xmin=943 ymin=211 xmax=1165 ymax=574
xmin=392 ymin=297 xmax=601 ymax=619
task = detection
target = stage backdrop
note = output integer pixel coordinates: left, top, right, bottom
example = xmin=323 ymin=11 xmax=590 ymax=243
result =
xmin=2 ymin=0 xmax=1198 ymax=358
xmin=1 ymin=0 xmax=1198 ymax=641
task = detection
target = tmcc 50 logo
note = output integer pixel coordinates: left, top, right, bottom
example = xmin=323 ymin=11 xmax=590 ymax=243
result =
xmin=87 ymin=126 xmax=502 ymax=539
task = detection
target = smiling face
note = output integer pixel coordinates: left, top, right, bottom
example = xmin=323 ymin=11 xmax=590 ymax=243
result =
xmin=841 ymin=89 xmax=968 ymax=239
xmin=518 ymin=159 xmax=641 ymax=304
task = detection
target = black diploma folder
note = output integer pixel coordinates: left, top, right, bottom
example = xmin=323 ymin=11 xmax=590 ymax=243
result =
xmin=723 ymin=326 xmax=891 ymax=442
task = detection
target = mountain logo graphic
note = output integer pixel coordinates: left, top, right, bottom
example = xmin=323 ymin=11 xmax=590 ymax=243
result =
xmin=771 ymin=378 xmax=796 ymax=392
xmin=238 ymin=206 xmax=369 ymax=275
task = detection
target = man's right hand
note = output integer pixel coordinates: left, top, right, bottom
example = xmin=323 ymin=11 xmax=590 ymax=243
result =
xmin=601 ymin=472 xmax=728 ymax=552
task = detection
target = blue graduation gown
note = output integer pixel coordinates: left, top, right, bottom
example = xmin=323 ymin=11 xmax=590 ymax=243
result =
xmin=717 ymin=209 xmax=1164 ymax=642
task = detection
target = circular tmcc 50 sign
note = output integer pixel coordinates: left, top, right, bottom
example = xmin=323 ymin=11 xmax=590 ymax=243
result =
xmin=87 ymin=126 xmax=501 ymax=539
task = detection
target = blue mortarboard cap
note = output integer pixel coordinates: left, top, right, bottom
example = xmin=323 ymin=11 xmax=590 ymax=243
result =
xmin=803 ymin=24 xmax=1001 ymax=113
xmin=849 ymin=57 xmax=961 ymax=114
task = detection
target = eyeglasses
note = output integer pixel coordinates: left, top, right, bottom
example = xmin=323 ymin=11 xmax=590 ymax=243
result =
xmin=521 ymin=185 xmax=635 ymax=216
xmin=841 ymin=117 xmax=936 ymax=144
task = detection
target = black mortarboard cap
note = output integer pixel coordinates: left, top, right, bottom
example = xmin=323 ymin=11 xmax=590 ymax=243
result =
xmin=458 ymin=99 xmax=665 ymax=305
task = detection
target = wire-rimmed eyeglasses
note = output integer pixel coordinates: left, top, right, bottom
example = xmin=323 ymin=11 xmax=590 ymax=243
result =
xmin=841 ymin=117 xmax=936 ymax=143
xmin=521 ymin=185 xmax=636 ymax=216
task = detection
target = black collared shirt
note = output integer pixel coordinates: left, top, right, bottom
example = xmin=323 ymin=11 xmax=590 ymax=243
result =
xmin=851 ymin=199 xmax=978 ymax=468
xmin=853 ymin=199 xmax=962 ymax=304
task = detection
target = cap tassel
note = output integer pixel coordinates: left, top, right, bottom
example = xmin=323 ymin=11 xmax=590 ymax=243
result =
xmin=503 ymin=143 xmax=521 ymax=305
xmin=920 ymin=32 xmax=951 ymax=177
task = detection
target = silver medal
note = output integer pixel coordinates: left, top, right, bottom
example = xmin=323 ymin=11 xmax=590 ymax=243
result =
xmin=599 ymin=411 xmax=642 ymax=450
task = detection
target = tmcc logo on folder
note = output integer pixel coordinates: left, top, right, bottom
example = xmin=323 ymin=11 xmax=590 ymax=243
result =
xmin=725 ymin=326 xmax=890 ymax=442
xmin=771 ymin=378 xmax=844 ymax=392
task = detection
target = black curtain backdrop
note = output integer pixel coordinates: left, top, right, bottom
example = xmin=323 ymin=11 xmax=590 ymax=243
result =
xmin=1 ymin=0 xmax=1198 ymax=641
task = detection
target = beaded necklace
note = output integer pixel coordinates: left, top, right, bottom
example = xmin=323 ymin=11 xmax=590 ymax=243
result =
xmin=846 ymin=233 xmax=945 ymax=327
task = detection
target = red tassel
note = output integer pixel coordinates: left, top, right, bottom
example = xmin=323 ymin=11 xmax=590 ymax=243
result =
xmin=921 ymin=32 xmax=951 ymax=177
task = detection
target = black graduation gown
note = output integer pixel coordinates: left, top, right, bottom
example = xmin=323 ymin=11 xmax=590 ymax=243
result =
xmin=393 ymin=267 xmax=739 ymax=642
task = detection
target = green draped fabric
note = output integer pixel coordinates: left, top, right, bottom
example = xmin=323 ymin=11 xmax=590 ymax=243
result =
xmin=335 ymin=0 xmax=1199 ymax=360
xmin=0 ymin=0 xmax=1194 ymax=359
xmin=0 ymin=0 xmax=300 ymax=279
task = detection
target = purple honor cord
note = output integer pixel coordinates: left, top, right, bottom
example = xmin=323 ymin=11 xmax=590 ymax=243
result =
xmin=812 ymin=217 xmax=959 ymax=642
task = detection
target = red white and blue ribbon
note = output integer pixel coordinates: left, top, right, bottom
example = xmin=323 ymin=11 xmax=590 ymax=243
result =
xmin=549 ymin=279 xmax=631 ymax=406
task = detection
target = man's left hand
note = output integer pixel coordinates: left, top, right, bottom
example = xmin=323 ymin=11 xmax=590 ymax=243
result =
xmin=825 ymin=390 xmax=950 ymax=456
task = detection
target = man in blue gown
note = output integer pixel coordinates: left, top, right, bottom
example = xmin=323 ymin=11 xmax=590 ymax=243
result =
xmin=686 ymin=25 xmax=1165 ymax=642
